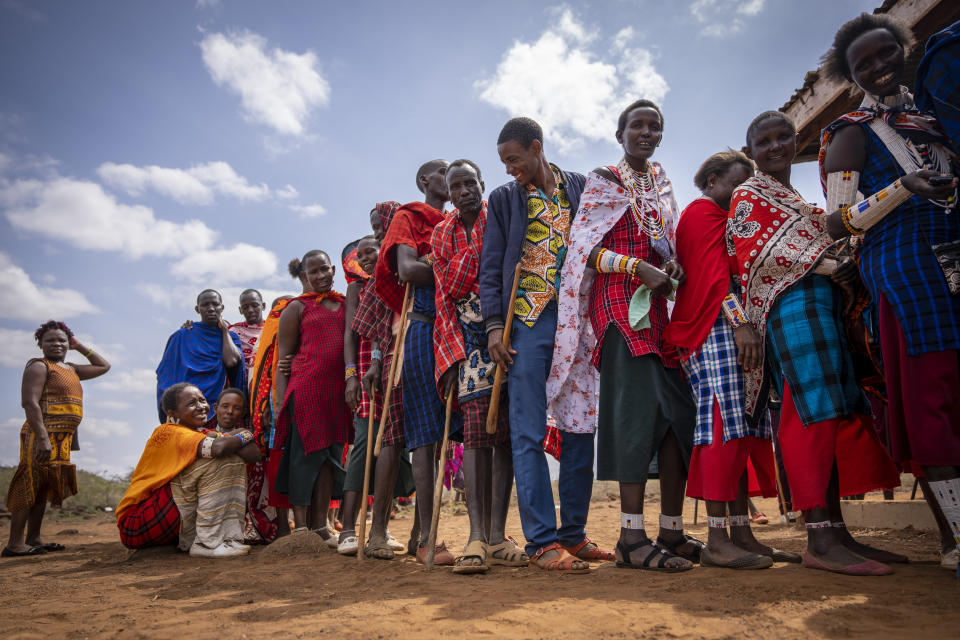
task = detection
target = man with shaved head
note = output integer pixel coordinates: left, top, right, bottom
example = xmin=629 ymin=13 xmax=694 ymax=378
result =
xmin=374 ymin=159 xmax=463 ymax=565
xmin=156 ymin=289 xmax=245 ymax=423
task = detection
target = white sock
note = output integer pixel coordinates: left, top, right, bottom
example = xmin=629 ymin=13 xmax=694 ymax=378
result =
xmin=707 ymin=516 xmax=728 ymax=529
xmin=621 ymin=512 xmax=644 ymax=530
xmin=659 ymin=514 xmax=683 ymax=531
xmin=929 ymin=478 xmax=960 ymax=546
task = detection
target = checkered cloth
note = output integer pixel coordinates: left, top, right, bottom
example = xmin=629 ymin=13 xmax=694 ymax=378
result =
xmin=402 ymin=286 xmax=463 ymax=449
xmin=117 ymin=483 xmax=180 ymax=549
xmin=589 ymin=202 xmax=674 ymax=370
xmin=853 ymin=124 xmax=960 ymax=355
xmin=379 ymin=348 xmax=406 ymax=449
xmin=682 ymin=315 xmax=772 ymax=446
xmin=460 ymin=394 xmax=510 ymax=449
xmin=915 ymin=20 xmax=960 ymax=151
xmin=765 ymin=275 xmax=871 ymax=425
xmin=431 ymin=204 xmax=487 ymax=391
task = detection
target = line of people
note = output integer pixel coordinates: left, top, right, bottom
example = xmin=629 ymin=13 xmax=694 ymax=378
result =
xmin=13 ymin=13 xmax=955 ymax=576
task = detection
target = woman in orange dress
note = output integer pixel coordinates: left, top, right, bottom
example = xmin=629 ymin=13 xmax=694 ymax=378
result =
xmin=3 ymin=321 xmax=110 ymax=557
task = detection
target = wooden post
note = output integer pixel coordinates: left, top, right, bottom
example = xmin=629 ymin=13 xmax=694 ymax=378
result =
xmin=486 ymin=263 xmax=522 ymax=434
xmin=356 ymin=388 xmax=376 ymax=562
xmin=374 ymin=284 xmax=410 ymax=457
xmin=425 ymin=386 xmax=456 ymax=570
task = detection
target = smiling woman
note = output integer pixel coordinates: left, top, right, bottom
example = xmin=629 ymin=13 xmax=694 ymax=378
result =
xmin=3 ymin=320 xmax=110 ymax=558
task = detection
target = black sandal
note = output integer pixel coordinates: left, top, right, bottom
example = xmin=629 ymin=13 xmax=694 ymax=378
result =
xmin=615 ymin=538 xmax=693 ymax=572
xmin=2 ymin=546 xmax=47 ymax=557
xmin=656 ymin=534 xmax=705 ymax=563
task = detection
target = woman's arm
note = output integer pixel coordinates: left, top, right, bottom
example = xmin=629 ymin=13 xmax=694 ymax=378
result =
xmin=197 ymin=430 xmax=261 ymax=462
xmin=273 ymin=301 xmax=303 ymax=406
xmin=344 ymin=282 xmax=362 ymax=411
xmin=21 ymin=361 xmax=51 ymax=461
xmin=68 ymin=338 xmax=111 ymax=380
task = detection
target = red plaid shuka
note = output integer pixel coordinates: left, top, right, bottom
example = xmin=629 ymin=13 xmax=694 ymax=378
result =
xmin=117 ymin=483 xmax=180 ymax=549
xmin=274 ymin=293 xmax=353 ymax=455
xmin=430 ymin=202 xmax=487 ymax=392
xmin=353 ymin=279 xmax=377 ymax=419
xmin=375 ymin=201 xmax=446 ymax=313
xmin=588 ymin=195 xmax=674 ymax=370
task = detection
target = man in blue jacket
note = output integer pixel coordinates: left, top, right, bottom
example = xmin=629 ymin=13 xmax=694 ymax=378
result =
xmin=479 ymin=117 xmax=605 ymax=572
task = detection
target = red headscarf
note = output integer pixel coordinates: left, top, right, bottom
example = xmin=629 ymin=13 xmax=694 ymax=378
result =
xmin=374 ymin=201 xmax=446 ymax=313
xmin=664 ymin=198 xmax=734 ymax=358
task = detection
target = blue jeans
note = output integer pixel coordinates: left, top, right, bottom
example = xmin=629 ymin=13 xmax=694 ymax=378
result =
xmin=508 ymin=304 xmax=595 ymax=556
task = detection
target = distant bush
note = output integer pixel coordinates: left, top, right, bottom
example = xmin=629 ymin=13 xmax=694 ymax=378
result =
xmin=0 ymin=465 xmax=130 ymax=516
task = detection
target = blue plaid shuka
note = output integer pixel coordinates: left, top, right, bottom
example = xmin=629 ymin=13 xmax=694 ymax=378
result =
xmin=765 ymin=275 xmax=871 ymax=425
xmin=856 ymin=125 xmax=960 ymax=355
xmin=915 ymin=20 xmax=960 ymax=152
xmin=402 ymin=285 xmax=463 ymax=450
xmin=682 ymin=314 xmax=772 ymax=446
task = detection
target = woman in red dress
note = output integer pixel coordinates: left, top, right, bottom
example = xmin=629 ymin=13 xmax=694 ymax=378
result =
xmin=273 ymin=250 xmax=353 ymax=545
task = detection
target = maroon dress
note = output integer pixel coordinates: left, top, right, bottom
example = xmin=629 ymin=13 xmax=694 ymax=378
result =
xmin=274 ymin=296 xmax=353 ymax=455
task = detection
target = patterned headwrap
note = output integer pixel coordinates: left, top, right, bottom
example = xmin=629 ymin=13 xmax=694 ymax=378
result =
xmin=374 ymin=201 xmax=401 ymax=234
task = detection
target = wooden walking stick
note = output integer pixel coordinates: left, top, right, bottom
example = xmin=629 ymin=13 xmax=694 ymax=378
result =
xmin=486 ymin=262 xmax=522 ymax=434
xmin=356 ymin=388 xmax=376 ymax=563
xmin=425 ymin=385 xmax=456 ymax=570
xmin=391 ymin=285 xmax=414 ymax=388
xmin=374 ymin=283 xmax=411 ymax=457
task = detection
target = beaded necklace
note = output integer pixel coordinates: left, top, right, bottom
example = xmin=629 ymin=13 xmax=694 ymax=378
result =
xmin=616 ymin=156 xmax=664 ymax=241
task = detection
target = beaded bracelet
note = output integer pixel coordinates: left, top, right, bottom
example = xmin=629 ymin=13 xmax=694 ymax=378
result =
xmin=595 ymin=248 xmax=642 ymax=275
xmin=370 ymin=349 xmax=383 ymax=361
xmin=344 ymin=363 xmax=358 ymax=380
xmin=85 ymin=348 xmax=94 ymax=358
xmin=721 ymin=294 xmax=748 ymax=329
xmin=234 ymin=431 xmax=253 ymax=447
xmin=840 ymin=207 xmax=864 ymax=236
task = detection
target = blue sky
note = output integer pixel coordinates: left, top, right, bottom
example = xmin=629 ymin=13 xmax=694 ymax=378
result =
xmin=0 ymin=0 xmax=880 ymax=476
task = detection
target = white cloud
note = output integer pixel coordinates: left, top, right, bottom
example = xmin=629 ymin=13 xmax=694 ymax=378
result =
xmin=97 ymin=160 xmax=269 ymax=205
xmin=80 ymin=417 xmax=132 ymax=437
xmin=200 ymin=30 xmax=330 ymax=136
xmin=690 ymin=0 xmax=766 ymax=36
xmin=0 ymin=252 xmax=98 ymax=322
xmin=275 ymin=184 xmax=299 ymax=200
xmin=197 ymin=0 xmax=219 ymax=7
xmin=95 ymin=367 xmax=156 ymax=396
xmin=0 ymin=328 xmax=41 ymax=367
xmin=1 ymin=176 xmax=217 ymax=259
xmin=170 ymin=243 xmax=279 ymax=285
xmin=288 ymin=203 xmax=326 ymax=218
xmin=475 ymin=9 xmax=668 ymax=152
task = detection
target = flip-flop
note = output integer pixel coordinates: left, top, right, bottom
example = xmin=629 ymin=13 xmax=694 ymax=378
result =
xmin=39 ymin=542 xmax=65 ymax=552
xmin=487 ymin=538 xmax=529 ymax=567
xmin=453 ymin=539 xmax=489 ymax=574
xmin=2 ymin=546 xmax=47 ymax=557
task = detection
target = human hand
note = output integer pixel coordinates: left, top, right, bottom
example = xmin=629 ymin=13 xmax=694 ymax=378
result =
xmin=345 ymin=376 xmax=361 ymax=411
xmin=68 ymin=336 xmax=85 ymax=352
xmin=181 ymin=320 xmax=194 ymax=330
xmin=663 ymin=259 xmax=686 ymax=285
xmin=441 ymin=366 xmax=460 ymax=396
xmin=734 ymin=324 xmax=763 ymax=371
xmin=217 ymin=316 xmax=229 ymax=332
xmin=634 ymin=261 xmax=673 ymax=297
xmin=277 ymin=354 xmax=293 ymax=377
xmin=487 ymin=329 xmax=515 ymax=370
xmin=363 ymin=360 xmax=381 ymax=394
xmin=901 ymin=170 xmax=957 ymax=200
xmin=831 ymin=257 xmax=859 ymax=285
xmin=35 ymin=434 xmax=52 ymax=462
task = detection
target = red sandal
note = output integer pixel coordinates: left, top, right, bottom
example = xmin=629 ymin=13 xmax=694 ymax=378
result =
xmin=563 ymin=537 xmax=615 ymax=562
xmin=529 ymin=542 xmax=590 ymax=573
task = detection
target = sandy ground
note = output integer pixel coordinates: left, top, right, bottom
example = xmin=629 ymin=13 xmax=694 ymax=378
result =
xmin=0 ymin=488 xmax=957 ymax=640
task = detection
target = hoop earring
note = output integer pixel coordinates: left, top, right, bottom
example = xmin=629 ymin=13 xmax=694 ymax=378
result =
xmin=169 ymin=416 xmax=180 ymax=425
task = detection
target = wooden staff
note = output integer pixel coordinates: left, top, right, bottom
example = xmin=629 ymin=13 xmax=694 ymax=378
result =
xmin=356 ymin=388 xmax=376 ymax=563
xmin=485 ymin=263 xmax=522 ymax=434
xmin=391 ymin=286 xmax=414 ymax=388
xmin=374 ymin=283 xmax=411 ymax=457
xmin=425 ymin=386 xmax=456 ymax=571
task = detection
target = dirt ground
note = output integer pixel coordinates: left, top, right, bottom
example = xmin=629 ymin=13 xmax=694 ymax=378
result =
xmin=1 ymin=488 xmax=957 ymax=640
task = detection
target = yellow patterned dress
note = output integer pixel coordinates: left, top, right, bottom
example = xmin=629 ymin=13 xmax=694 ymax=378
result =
xmin=6 ymin=359 xmax=82 ymax=511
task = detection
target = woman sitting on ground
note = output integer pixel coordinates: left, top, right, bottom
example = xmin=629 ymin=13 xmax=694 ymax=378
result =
xmin=4 ymin=321 xmax=110 ymax=558
xmin=116 ymin=382 xmax=260 ymax=558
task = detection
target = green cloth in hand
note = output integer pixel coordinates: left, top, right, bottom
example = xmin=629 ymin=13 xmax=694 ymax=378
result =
xmin=629 ymin=278 xmax=679 ymax=331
